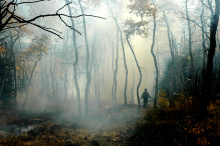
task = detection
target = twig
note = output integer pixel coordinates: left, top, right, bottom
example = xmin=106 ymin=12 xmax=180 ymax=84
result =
xmin=182 ymin=16 xmax=210 ymax=40
xmin=1 ymin=1 xmax=105 ymax=39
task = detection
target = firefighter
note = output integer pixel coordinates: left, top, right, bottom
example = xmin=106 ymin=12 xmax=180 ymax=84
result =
xmin=141 ymin=88 xmax=151 ymax=108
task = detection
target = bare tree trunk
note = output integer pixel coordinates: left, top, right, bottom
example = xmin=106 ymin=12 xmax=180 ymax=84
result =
xmin=66 ymin=0 xmax=82 ymax=115
xmin=12 ymin=52 xmax=17 ymax=109
xmin=131 ymin=64 xmax=135 ymax=104
xmin=78 ymin=0 xmax=91 ymax=115
xmin=172 ymin=37 xmax=180 ymax=93
xmin=54 ymin=59 xmax=59 ymax=99
xmin=18 ymin=37 xmax=26 ymax=93
xmin=94 ymin=63 xmax=99 ymax=106
xmin=96 ymin=38 xmax=101 ymax=106
xmin=64 ymin=70 xmax=68 ymax=99
xmin=45 ymin=55 xmax=49 ymax=98
xmin=163 ymin=11 xmax=175 ymax=107
xmin=40 ymin=58 xmax=45 ymax=98
xmin=200 ymin=0 xmax=206 ymax=90
xmin=113 ymin=28 xmax=119 ymax=105
xmin=111 ymin=42 xmax=115 ymax=102
xmin=121 ymin=30 xmax=128 ymax=105
xmin=185 ymin=0 xmax=194 ymax=91
xmin=50 ymin=50 xmax=55 ymax=99
xmin=107 ymin=2 xmax=128 ymax=105
xmin=23 ymin=54 xmax=42 ymax=110
xmin=126 ymin=15 xmax=144 ymax=112
xmin=150 ymin=16 xmax=158 ymax=108
xmin=66 ymin=0 xmax=82 ymax=116
xmin=202 ymin=0 xmax=220 ymax=117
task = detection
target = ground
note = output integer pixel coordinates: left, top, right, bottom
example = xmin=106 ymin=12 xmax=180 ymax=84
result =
xmin=0 ymin=104 xmax=142 ymax=145
xmin=0 ymin=102 xmax=220 ymax=145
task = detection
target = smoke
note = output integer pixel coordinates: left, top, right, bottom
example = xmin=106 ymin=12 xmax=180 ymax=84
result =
xmin=14 ymin=0 xmax=168 ymax=122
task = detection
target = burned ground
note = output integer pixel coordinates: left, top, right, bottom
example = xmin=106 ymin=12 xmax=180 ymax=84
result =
xmin=0 ymin=102 xmax=220 ymax=145
xmin=0 ymin=105 xmax=142 ymax=145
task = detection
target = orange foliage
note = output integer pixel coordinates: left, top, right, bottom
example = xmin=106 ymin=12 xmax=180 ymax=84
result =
xmin=0 ymin=46 xmax=7 ymax=53
xmin=207 ymin=100 xmax=220 ymax=117
xmin=175 ymin=93 xmax=193 ymax=110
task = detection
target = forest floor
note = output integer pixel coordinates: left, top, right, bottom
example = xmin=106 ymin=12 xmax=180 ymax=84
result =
xmin=0 ymin=101 xmax=220 ymax=145
xmin=0 ymin=104 xmax=143 ymax=145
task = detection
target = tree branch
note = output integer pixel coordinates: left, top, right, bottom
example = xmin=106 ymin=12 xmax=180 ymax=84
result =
xmin=1 ymin=1 xmax=105 ymax=39
xmin=16 ymin=0 xmax=50 ymax=5
xmin=182 ymin=16 xmax=210 ymax=40
xmin=200 ymin=0 xmax=211 ymax=9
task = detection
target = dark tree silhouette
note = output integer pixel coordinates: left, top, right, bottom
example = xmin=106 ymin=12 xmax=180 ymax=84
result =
xmin=201 ymin=0 xmax=220 ymax=117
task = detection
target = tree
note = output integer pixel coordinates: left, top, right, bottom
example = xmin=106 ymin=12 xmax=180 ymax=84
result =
xmin=65 ymin=0 xmax=82 ymax=116
xmin=22 ymin=34 xmax=49 ymax=110
xmin=201 ymin=0 xmax=220 ymax=117
xmin=107 ymin=0 xmax=128 ymax=105
xmin=112 ymin=28 xmax=119 ymax=105
xmin=0 ymin=29 xmax=18 ymax=109
xmin=185 ymin=0 xmax=195 ymax=91
xmin=0 ymin=0 xmax=104 ymax=111
xmin=78 ymin=0 xmax=96 ymax=115
xmin=126 ymin=0 xmax=155 ymax=110
xmin=0 ymin=0 xmax=103 ymax=38
xmin=163 ymin=11 xmax=175 ymax=107
xmin=200 ymin=0 xmax=207 ymax=89
xmin=150 ymin=5 xmax=158 ymax=108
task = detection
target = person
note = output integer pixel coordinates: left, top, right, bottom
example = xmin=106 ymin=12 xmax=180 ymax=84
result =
xmin=141 ymin=88 xmax=151 ymax=108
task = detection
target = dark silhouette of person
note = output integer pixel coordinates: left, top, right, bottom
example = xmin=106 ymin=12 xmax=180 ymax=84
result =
xmin=141 ymin=88 xmax=151 ymax=108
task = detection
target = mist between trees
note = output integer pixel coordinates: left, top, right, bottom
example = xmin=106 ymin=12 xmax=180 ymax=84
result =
xmin=0 ymin=0 xmax=220 ymax=118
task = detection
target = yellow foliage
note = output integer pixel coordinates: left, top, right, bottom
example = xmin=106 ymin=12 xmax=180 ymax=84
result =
xmin=175 ymin=93 xmax=192 ymax=110
xmin=158 ymin=90 xmax=169 ymax=110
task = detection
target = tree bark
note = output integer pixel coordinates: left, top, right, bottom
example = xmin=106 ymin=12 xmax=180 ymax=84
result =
xmin=107 ymin=2 xmax=128 ymax=105
xmin=200 ymin=1 xmax=206 ymax=90
xmin=126 ymin=15 xmax=144 ymax=112
xmin=113 ymin=28 xmax=119 ymax=105
xmin=66 ymin=0 xmax=82 ymax=116
xmin=40 ymin=57 xmax=45 ymax=98
xmin=49 ymin=49 xmax=55 ymax=99
xmin=111 ymin=41 xmax=115 ymax=102
xmin=163 ymin=11 xmax=174 ymax=106
xmin=23 ymin=54 xmax=42 ymax=110
xmin=78 ymin=0 xmax=91 ymax=115
xmin=150 ymin=16 xmax=158 ymax=108
xmin=185 ymin=0 xmax=194 ymax=91
xmin=203 ymin=0 xmax=220 ymax=116
xmin=131 ymin=64 xmax=135 ymax=104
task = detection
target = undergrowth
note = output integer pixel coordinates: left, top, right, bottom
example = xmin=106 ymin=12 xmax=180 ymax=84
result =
xmin=130 ymin=90 xmax=220 ymax=145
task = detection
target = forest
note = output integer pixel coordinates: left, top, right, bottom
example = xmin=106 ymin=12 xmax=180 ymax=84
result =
xmin=0 ymin=0 xmax=220 ymax=145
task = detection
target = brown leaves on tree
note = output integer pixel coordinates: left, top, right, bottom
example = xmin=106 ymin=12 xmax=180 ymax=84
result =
xmin=124 ymin=0 xmax=157 ymax=38
xmin=22 ymin=34 xmax=49 ymax=59
xmin=124 ymin=18 xmax=149 ymax=37
xmin=128 ymin=0 xmax=157 ymax=17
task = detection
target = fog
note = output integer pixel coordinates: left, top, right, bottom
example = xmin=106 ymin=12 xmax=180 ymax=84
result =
xmin=15 ymin=0 xmax=160 ymax=112
xmin=1 ymin=0 xmax=220 ymax=145
xmin=12 ymin=0 xmax=207 ymax=111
